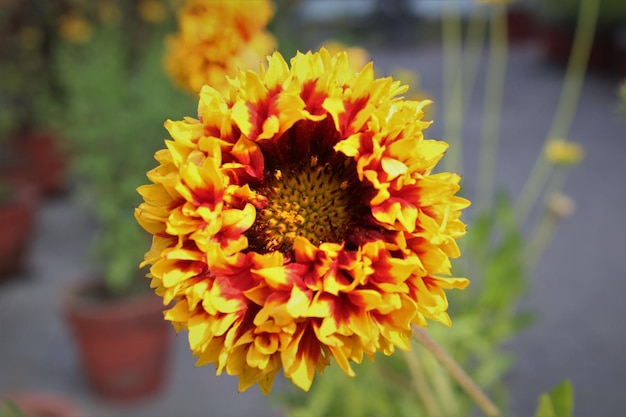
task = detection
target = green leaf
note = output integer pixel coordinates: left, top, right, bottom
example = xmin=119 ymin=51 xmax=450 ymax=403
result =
xmin=534 ymin=380 xmax=574 ymax=417
xmin=535 ymin=393 xmax=557 ymax=417
xmin=0 ymin=400 xmax=26 ymax=417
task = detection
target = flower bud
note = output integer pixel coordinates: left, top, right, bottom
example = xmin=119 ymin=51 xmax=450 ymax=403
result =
xmin=544 ymin=139 xmax=584 ymax=166
xmin=547 ymin=193 xmax=575 ymax=220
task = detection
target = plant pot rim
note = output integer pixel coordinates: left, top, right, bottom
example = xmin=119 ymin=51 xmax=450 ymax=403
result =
xmin=62 ymin=277 xmax=167 ymax=319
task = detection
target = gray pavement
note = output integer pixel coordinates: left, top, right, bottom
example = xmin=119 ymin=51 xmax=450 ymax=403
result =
xmin=1 ymin=40 xmax=625 ymax=417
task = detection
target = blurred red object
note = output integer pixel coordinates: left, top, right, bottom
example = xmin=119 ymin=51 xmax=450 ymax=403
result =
xmin=0 ymin=177 xmax=38 ymax=278
xmin=11 ymin=130 xmax=70 ymax=197
xmin=63 ymin=281 xmax=172 ymax=402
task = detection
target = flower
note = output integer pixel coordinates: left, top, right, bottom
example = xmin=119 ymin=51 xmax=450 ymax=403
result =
xmin=138 ymin=0 xmax=167 ymax=24
xmin=546 ymin=193 xmax=575 ymax=220
xmin=164 ymin=0 xmax=276 ymax=94
xmin=544 ymin=138 xmax=584 ymax=166
xmin=135 ymin=48 xmax=470 ymax=394
xmin=320 ymin=40 xmax=370 ymax=72
xmin=389 ymin=68 xmax=435 ymax=119
xmin=58 ymin=14 xmax=93 ymax=44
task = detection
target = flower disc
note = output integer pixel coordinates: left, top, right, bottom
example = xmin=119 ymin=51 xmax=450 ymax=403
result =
xmin=135 ymin=48 xmax=470 ymax=394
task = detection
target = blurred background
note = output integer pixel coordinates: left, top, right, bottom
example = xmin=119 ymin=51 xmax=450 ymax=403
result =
xmin=0 ymin=0 xmax=625 ymax=416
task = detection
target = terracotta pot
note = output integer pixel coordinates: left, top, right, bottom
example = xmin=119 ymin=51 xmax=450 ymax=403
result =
xmin=12 ymin=130 xmax=69 ymax=197
xmin=63 ymin=282 xmax=172 ymax=402
xmin=1 ymin=392 xmax=84 ymax=417
xmin=614 ymin=26 xmax=626 ymax=77
xmin=0 ymin=179 xmax=38 ymax=278
xmin=507 ymin=7 xmax=537 ymax=42
xmin=539 ymin=24 xmax=616 ymax=72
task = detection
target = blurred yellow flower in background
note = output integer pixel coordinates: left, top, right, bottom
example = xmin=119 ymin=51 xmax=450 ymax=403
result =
xmin=164 ymin=0 xmax=276 ymax=94
xmin=136 ymin=48 xmax=469 ymax=394
xmin=138 ymin=0 xmax=168 ymax=24
xmin=544 ymin=138 xmax=585 ymax=166
xmin=58 ymin=14 xmax=93 ymax=44
xmin=547 ymin=193 xmax=576 ymax=220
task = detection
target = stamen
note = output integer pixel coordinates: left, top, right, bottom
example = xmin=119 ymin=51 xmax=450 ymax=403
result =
xmin=247 ymin=158 xmax=357 ymax=253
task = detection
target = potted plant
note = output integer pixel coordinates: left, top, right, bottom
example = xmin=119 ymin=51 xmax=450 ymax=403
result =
xmin=50 ymin=11 xmax=192 ymax=402
xmin=0 ymin=173 xmax=38 ymax=279
xmin=0 ymin=98 xmax=38 ymax=280
xmin=507 ymin=2 xmax=538 ymax=42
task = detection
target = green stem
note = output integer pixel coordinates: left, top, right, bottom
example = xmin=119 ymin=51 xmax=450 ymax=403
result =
xmin=441 ymin=1 xmax=464 ymax=173
xmin=402 ymin=349 xmax=445 ymax=417
xmin=441 ymin=5 xmax=488 ymax=175
xmin=525 ymin=168 xmax=568 ymax=270
xmin=515 ymin=0 xmax=599 ymax=224
xmin=475 ymin=5 xmax=508 ymax=214
xmin=412 ymin=326 xmax=501 ymax=417
xmin=426 ymin=350 xmax=460 ymax=416
xmin=462 ymin=8 xmax=488 ymax=111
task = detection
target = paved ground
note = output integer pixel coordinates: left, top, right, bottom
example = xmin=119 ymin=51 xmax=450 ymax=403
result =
xmin=1 ymin=38 xmax=625 ymax=417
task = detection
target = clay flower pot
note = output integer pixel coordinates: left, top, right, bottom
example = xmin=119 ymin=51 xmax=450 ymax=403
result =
xmin=0 ymin=179 xmax=38 ymax=278
xmin=11 ymin=130 xmax=69 ymax=197
xmin=507 ymin=7 xmax=537 ymax=42
xmin=63 ymin=281 xmax=172 ymax=402
xmin=539 ymin=24 xmax=616 ymax=72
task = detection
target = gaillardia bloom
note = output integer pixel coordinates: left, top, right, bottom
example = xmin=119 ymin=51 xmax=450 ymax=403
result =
xmin=544 ymin=138 xmax=584 ymax=166
xmin=164 ymin=0 xmax=276 ymax=94
xmin=135 ymin=48 xmax=470 ymax=394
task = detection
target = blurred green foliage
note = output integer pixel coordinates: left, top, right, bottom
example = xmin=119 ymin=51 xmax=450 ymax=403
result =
xmin=0 ymin=2 xmax=60 ymax=137
xmin=619 ymin=81 xmax=626 ymax=118
xmin=49 ymin=19 xmax=194 ymax=296
xmin=534 ymin=380 xmax=574 ymax=417
xmin=0 ymin=401 xmax=24 ymax=417
xmin=538 ymin=0 xmax=626 ymax=24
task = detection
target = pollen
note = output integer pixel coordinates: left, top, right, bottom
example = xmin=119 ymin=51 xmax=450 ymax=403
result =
xmin=249 ymin=162 xmax=355 ymax=252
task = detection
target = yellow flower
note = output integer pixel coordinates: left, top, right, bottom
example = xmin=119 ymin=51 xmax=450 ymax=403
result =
xmin=390 ymin=68 xmax=435 ymax=119
xmin=58 ymin=14 xmax=93 ymax=44
xmin=136 ymin=48 xmax=470 ymax=395
xmin=138 ymin=0 xmax=168 ymax=23
xmin=164 ymin=0 xmax=276 ymax=94
xmin=544 ymin=139 xmax=584 ymax=166
xmin=320 ymin=40 xmax=370 ymax=72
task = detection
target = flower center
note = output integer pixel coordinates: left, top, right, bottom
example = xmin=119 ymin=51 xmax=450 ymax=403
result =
xmin=248 ymin=157 xmax=356 ymax=253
